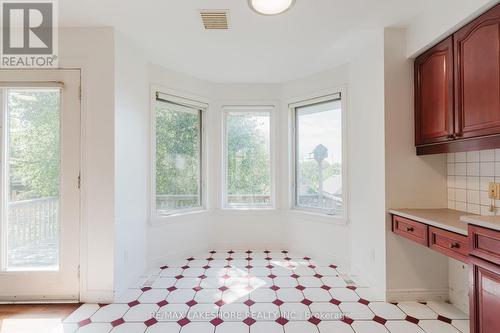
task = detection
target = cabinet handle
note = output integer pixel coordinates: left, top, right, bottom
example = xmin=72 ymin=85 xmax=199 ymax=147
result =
xmin=406 ymin=226 xmax=414 ymax=232
xmin=447 ymin=134 xmax=454 ymax=140
xmin=450 ymin=242 xmax=460 ymax=249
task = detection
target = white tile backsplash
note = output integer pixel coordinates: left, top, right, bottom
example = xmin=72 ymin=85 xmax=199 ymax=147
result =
xmin=447 ymin=149 xmax=500 ymax=215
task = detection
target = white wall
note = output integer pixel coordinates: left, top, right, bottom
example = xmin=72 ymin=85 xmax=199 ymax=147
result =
xmin=59 ymin=28 xmax=115 ymax=302
xmin=114 ymin=33 xmax=149 ymax=297
xmin=406 ymin=0 xmax=498 ymax=57
xmin=348 ymin=31 xmax=387 ymax=298
xmin=384 ymin=28 xmax=451 ymax=302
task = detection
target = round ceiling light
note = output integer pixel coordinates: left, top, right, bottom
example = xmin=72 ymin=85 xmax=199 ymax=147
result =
xmin=248 ymin=0 xmax=295 ymax=15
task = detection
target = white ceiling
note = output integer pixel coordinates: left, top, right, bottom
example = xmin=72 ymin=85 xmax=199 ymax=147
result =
xmin=59 ymin=0 xmax=437 ymax=83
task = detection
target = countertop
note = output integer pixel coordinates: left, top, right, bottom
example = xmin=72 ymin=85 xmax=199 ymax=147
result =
xmin=388 ymin=208 xmax=474 ymax=236
xmin=460 ymin=215 xmax=500 ymax=232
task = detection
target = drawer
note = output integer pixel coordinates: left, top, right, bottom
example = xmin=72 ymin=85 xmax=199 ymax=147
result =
xmin=392 ymin=215 xmax=429 ymax=246
xmin=429 ymin=226 xmax=469 ymax=263
xmin=469 ymin=225 xmax=500 ymax=266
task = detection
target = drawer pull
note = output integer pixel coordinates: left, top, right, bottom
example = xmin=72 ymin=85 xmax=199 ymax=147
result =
xmin=450 ymin=242 xmax=460 ymax=249
xmin=406 ymin=226 xmax=415 ymax=232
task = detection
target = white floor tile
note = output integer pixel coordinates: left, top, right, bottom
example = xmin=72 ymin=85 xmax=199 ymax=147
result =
xmin=160 ymin=268 xmax=183 ymax=277
xmin=91 ymin=304 xmax=130 ymax=322
xmin=280 ymin=303 xmax=311 ymax=321
xmin=123 ymin=304 xmax=158 ymax=322
xmin=200 ymin=278 xmax=223 ymax=289
xmin=175 ymin=278 xmax=200 ymax=289
xmin=151 ymin=278 xmax=177 ymax=289
xmin=317 ymin=321 xmax=354 ymax=333
xmin=452 ymin=320 xmax=470 ymax=333
xmin=283 ymin=321 xmax=319 ymax=333
xmin=329 ymin=288 xmax=359 ymax=302
xmin=321 ymin=276 xmax=346 ymax=287
xmin=188 ymin=304 xmax=219 ymax=322
xmin=397 ymin=302 xmax=438 ymax=320
xmin=339 ymin=303 xmax=375 ymax=320
xmin=368 ymin=302 xmax=406 ymax=320
xmin=219 ymin=303 xmax=249 ymax=321
xmin=315 ymin=267 xmax=338 ymax=276
xmin=249 ymin=267 xmax=271 ymax=276
xmin=250 ymin=321 xmax=284 ymax=333
xmin=293 ymin=267 xmax=316 ymax=276
xmin=249 ymin=303 xmax=280 ymax=321
xmin=426 ymin=302 xmax=468 ymax=320
xmin=302 ymin=288 xmax=332 ymax=302
xmin=249 ymin=277 xmax=273 ymax=288
xmin=167 ymin=289 xmax=196 ymax=303
xmin=157 ymin=304 xmax=189 ymax=322
xmin=274 ymin=277 xmax=297 ymax=288
xmin=109 ymin=323 xmax=146 ymax=333
xmin=76 ymin=323 xmax=112 ymax=333
xmin=115 ymin=290 xmax=143 ymax=303
xmin=222 ymin=290 xmax=250 ymax=304
xmin=215 ymin=321 xmax=248 ymax=333
xmin=164 ymin=260 xmax=188 ymax=268
xmin=351 ymin=321 xmax=389 ymax=333
xmin=276 ymin=289 xmax=303 ymax=303
xmin=355 ymin=288 xmax=384 ymax=302
xmin=144 ymin=322 xmax=180 ymax=333
xmin=195 ymin=289 xmax=223 ymax=304
xmin=309 ymin=302 xmax=342 ymax=321
xmin=384 ymin=321 xmax=424 ymax=333
xmin=139 ymin=290 xmax=169 ymax=303
xmin=249 ymin=288 xmax=276 ymax=302
xmin=179 ymin=321 xmax=214 ymax=333
xmin=419 ymin=320 xmax=462 ymax=333
xmin=64 ymin=304 xmax=100 ymax=323
xmin=183 ymin=268 xmax=206 ymax=277
xmin=251 ymin=260 xmax=270 ymax=267
xmin=272 ymin=267 xmax=293 ymax=276
xmin=297 ymin=277 xmax=323 ymax=288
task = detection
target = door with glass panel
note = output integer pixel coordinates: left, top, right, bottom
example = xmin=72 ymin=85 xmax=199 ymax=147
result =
xmin=0 ymin=70 xmax=80 ymax=301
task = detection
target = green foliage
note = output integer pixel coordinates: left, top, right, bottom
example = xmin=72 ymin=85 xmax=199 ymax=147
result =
xmin=155 ymin=105 xmax=200 ymax=196
xmin=8 ymin=90 xmax=60 ymax=200
xmin=299 ymin=160 xmax=340 ymax=194
xmin=227 ymin=114 xmax=270 ymax=196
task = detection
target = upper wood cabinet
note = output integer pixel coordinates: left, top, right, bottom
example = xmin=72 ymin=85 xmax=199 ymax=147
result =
xmin=415 ymin=4 xmax=500 ymax=155
xmin=415 ymin=37 xmax=454 ymax=146
xmin=454 ymin=4 xmax=500 ymax=140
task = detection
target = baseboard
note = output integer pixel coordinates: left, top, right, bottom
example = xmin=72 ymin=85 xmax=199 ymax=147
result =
xmin=387 ymin=288 xmax=449 ymax=302
xmin=79 ymin=289 xmax=114 ymax=303
xmin=210 ymin=242 xmax=285 ymax=252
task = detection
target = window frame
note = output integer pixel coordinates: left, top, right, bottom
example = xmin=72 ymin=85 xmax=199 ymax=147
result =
xmin=290 ymin=90 xmax=347 ymax=220
xmin=222 ymin=105 xmax=276 ymax=210
xmin=150 ymin=89 xmax=208 ymax=219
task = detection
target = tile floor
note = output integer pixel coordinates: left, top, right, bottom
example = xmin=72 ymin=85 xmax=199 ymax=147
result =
xmin=61 ymin=250 xmax=469 ymax=333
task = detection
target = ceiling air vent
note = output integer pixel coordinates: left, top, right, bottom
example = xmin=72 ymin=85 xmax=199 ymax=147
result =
xmin=200 ymin=10 xmax=229 ymax=30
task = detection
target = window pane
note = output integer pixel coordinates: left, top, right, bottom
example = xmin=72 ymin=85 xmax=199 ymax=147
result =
xmin=155 ymin=101 xmax=201 ymax=214
xmin=6 ymin=89 xmax=60 ymax=270
xmin=226 ymin=110 xmax=271 ymax=207
xmin=296 ymin=99 xmax=343 ymax=215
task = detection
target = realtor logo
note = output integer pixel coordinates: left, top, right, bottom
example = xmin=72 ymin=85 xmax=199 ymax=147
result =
xmin=1 ymin=0 xmax=58 ymax=67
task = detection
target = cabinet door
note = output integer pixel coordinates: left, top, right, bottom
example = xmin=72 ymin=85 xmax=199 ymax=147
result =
xmin=414 ymin=37 xmax=454 ymax=145
xmin=454 ymin=4 xmax=500 ymax=139
xmin=470 ymin=257 xmax=500 ymax=333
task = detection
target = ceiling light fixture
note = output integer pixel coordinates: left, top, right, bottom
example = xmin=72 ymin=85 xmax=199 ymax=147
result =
xmin=248 ymin=0 xmax=295 ymax=16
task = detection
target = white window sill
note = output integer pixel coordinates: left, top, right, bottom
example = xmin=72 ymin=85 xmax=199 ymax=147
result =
xmin=149 ymin=209 xmax=209 ymax=226
xmin=286 ymin=209 xmax=348 ymax=225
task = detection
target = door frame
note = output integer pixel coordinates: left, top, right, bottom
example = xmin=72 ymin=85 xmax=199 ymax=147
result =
xmin=0 ymin=68 xmax=83 ymax=302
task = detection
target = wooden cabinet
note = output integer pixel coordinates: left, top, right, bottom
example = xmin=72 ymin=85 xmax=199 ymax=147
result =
xmin=468 ymin=225 xmax=500 ymax=333
xmin=392 ymin=215 xmax=429 ymax=246
xmin=415 ymin=4 xmax=500 ymax=155
xmin=470 ymin=257 xmax=500 ymax=333
xmin=415 ymin=37 xmax=454 ymax=145
xmin=429 ymin=226 xmax=469 ymax=263
xmin=454 ymin=4 xmax=500 ymax=140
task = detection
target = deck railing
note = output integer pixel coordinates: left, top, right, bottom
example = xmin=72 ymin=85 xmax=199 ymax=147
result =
xmin=8 ymin=197 xmax=59 ymax=248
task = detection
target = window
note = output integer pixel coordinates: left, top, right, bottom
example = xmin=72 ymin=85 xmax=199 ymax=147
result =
xmin=223 ymin=107 xmax=273 ymax=208
xmin=292 ymin=94 xmax=345 ymax=217
xmin=154 ymin=93 xmax=205 ymax=216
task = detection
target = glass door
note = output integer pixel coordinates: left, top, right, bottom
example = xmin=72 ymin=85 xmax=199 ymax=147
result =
xmin=0 ymin=70 xmax=81 ymax=301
